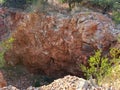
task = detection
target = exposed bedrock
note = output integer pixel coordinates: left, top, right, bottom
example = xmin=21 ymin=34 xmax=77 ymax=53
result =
xmin=4 ymin=11 xmax=117 ymax=77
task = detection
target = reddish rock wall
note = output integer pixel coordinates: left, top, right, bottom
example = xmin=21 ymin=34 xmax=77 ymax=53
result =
xmin=4 ymin=11 xmax=116 ymax=77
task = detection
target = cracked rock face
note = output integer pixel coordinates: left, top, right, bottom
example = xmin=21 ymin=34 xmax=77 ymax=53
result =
xmin=4 ymin=11 xmax=116 ymax=77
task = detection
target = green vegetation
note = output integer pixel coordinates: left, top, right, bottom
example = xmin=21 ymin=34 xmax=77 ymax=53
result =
xmin=81 ymin=50 xmax=111 ymax=84
xmin=1 ymin=0 xmax=120 ymax=23
xmin=0 ymin=0 xmax=5 ymax=4
xmin=113 ymin=11 xmax=120 ymax=24
xmin=59 ymin=0 xmax=120 ymax=23
xmin=110 ymin=48 xmax=120 ymax=59
xmin=100 ymin=64 xmax=120 ymax=88
xmin=117 ymin=34 xmax=120 ymax=42
xmin=0 ymin=37 xmax=14 ymax=68
xmin=0 ymin=51 xmax=5 ymax=67
xmin=80 ymin=48 xmax=120 ymax=85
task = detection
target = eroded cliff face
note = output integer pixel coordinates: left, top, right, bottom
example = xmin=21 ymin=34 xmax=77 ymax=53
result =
xmin=4 ymin=11 xmax=116 ymax=77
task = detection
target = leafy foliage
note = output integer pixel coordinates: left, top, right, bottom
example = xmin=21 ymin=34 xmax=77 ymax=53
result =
xmin=0 ymin=0 xmax=5 ymax=4
xmin=0 ymin=37 xmax=14 ymax=67
xmin=0 ymin=51 xmax=5 ymax=67
xmin=86 ymin=0 xmax=120 ymax=23
xmin=112 ymin=11 xmax=120 ymax=24
xmin=59 ymin=0 xmax=120 ymax=23
xmin=1 ymin=37 xmax=14 ymax=50
xmin=80 ymin=48 xmax=120 ymax=84
xmin=100 ymin=48 xmax=120 ymax=87
xmin=110 ymin=48 xmax=120 ymax=59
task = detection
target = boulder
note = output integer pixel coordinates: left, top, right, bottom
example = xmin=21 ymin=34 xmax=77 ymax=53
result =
xmin=4 ymin=11 xmax=116 ymax=77
xmin=0 ymin=71 xmax=7 ymax=88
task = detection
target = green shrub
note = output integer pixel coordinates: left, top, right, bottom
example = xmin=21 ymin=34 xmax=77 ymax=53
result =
xmin=0 ymin=0 xmax=5 ymax=4
xmin=80 ymin=48 xmax=120 ymax=84
xmin=110 ymin=48 xmax=120 ymax=66
xmin=80 ymin=50 xmax=112 ymax=84
xmin=88 ymin=0 xmax=120 ymax=23
xmin=0 ymin=51 xmax=5 ymax=68
xmin=100 ymin=48 xmax=120 ymax=86
xmin=110 ymin=48 xmax=120 ymax=59
xmin=117 ymin=34 xmax=120 ymax=42
xmin=112 ymin=11 xmax=120 ymax=24
xmin=59 ymin=0 xmax=67 ymax=3
xmin=1 ymin=37 xmax=14 ymax=50
xmin=0 ymin=37 xmax=14 ymax=68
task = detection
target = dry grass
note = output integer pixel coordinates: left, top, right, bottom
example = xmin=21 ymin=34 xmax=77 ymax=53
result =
xmin=100 ymin=63 xmax=120 ymax=89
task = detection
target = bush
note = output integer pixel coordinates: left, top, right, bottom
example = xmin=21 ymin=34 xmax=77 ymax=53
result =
xmin=59 ymin=0 xmax=120 ymax=23
xmin=110 ymin=48 xmax=120 ymax=58
xmin=80 ymin=48 xmax=120 ymax=84
xmin=59 ymin=0 xmax=67 ymax=3
xmin=0 ymin=51 xmax=5 ymax=68
xmin=80 ymin=50 xmax=111 ymax=84
xmin=100 ymin=48 xmax=120 ymax=87
xmin=110 ymin=48 xmax=120 ymax=65
xmin=112 ymin=11 xmax=120 ymax=24
xmin=0 ymin=37 xmax=14 ymax=67
xmin=2 ymin=0 xmax=43 ymax=10
xmin=86 ymin=0 xmax=120 ymax=23
xmin=0 ymin=0 xmax=5 ymax=4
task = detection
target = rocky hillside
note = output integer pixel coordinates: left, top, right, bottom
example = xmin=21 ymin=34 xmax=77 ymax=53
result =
xmin=1 ymin=74 xmax=120 ymax=90
xmin=0 ymin=0 xmax=120 ymax=90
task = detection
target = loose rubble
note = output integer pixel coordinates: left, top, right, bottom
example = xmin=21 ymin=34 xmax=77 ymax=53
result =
xmin=1 ymin=75 xmax=119 ymax=90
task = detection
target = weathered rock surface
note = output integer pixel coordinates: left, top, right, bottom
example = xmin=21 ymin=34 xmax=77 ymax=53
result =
xmin=4 ymin=11 xmax=116 ymax=77
xmin=38 ymin=75 xmax=96 ymax=90
xmin=0 ymin=7 xmax=11 ymax=41
xmin=0 ymin=75 xmax=119 ymax=90
xmin=0 ymin=85 xmax=19 ymax=90
xmin=0 ymin=71 xmax=7 ymax=88
xmin=27 ymin=75 xmax=113 ymax=90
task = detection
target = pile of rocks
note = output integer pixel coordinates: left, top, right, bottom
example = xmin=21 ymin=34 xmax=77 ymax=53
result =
xmin=38 ymin=75 xmax=100 ymax=90
xmin=0 ymin=85 xmax=19 ymax=90
xmin=0 ymin=75 xmax=118 ymax=90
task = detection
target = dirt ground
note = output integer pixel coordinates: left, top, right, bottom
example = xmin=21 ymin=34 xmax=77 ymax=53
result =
xmin=0 ymin=65 xmax=55 ymax=90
